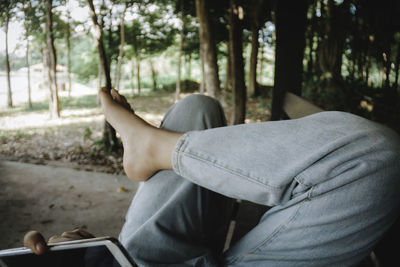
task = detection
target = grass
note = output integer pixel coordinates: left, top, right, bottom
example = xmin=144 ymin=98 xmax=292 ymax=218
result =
xmin=0 ymin=94 xmax=100 ymax=117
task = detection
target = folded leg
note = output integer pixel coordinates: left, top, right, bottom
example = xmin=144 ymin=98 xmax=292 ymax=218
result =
xmin=172 ymin=111 xmax=400 ymax=266
xmin=119 ymin=95 xmax=233 ymax=266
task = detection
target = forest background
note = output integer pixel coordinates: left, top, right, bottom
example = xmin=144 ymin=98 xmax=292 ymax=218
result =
xmin=1 ymin=0 xmax=399 ymax=174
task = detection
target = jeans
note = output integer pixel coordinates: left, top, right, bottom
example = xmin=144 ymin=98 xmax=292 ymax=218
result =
xmin=119 ymin=94 xmax=400 ymax=266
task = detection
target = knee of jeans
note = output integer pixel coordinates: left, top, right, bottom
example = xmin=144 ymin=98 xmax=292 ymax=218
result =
xmin=178 ymin=94 xmax=221 ymax=114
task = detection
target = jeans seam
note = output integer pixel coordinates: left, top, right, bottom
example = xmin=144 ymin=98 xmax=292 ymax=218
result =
xmin=180 ymin=150 xmax=288 ymax=190
xmin=294 ymin=175 xmax=312 ymax=187
xmin=173 ymin=133 xmax=190 ymax=176
xmin=228 ymin=199 xmax=307 ymax=264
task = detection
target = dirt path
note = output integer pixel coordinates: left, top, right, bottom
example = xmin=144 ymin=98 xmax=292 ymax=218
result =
xmin=0 ymin=160 xmax=139 ymax=250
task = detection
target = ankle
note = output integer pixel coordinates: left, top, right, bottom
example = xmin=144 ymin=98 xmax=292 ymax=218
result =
xmin=152 ymin=130 xmax=183 ymax=171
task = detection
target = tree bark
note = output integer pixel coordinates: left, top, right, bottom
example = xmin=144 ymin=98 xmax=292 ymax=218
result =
xmin=67 ymin=8 xmax=72 ymax=96
xmin=88 ymin=0 xmax=111 ymax=89
xmin=115 ymin=3 xmax=127 ymax=91
xmin=271 ymin=0 xmax=307 ymax=120
xmin=150 ymin=59 xmax=157 ymax=91
xmin=394 ymin=42 xmax=400 ymax=90
xmin=383 ymin=41 xmax=392 ymax=89
xmin=45 ymin=0 xmax=60 ymax=118
xmin=5 ymin=15 xmax=13 ymax=108
xmin=130 ymin=58 xmax=135 ymax=93
xmin=176 ymin=0 xmax=185 ymax=101
xmin=258 ymin=29 xmax=264 ymax=85
xmin=248 ymin=0 xmax=265 ymax=97
xmin=25 ymin=29 xmax=32 ymax=108
xmin=136 ymin=54 xmax=141 ymax=94
xmin=186 ymin=53 xmax=192 ymax=80
xmin=88 ymin=0 xmax=118 ymax=151
xmin=248 ymin=26 xmax=259 ymax=97
xmin=307 ymin=0 xmax=317 ymax=73
xmin=228 ymin=0 xmax=246 ymax=125
xmin=23 ymin=0 xmax=32 ymax=108
xmin=199 ymin=44 xmax=206 ymax=94
xmin=224 ymin=42 xmax=232 ymax=92
xmin=132 ymin=32 xmax=141 ymax=94
xmin=195 ymin=0 xmax=221 ymax=98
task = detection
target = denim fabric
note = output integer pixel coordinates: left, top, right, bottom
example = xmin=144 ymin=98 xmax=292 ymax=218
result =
xmin=119 ymin=95 xmax=232 ymax=266
xmin=121 ymin=94 xmax=400 ymax=266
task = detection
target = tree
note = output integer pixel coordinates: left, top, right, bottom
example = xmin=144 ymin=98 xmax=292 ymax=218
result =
xmin=228 ymin=0 xmax=246 ymax=125
xmin=175 ymin=0 xmax=185 ymax=101
xmin=271 ymin=0 xmax=308 ymax=120
xmin=195 ymin=0 xmax=221 ymax=98
xmin=125 ymin=1 xmax=177 ymax=94
xmin=247 ymin=0 xmax=272 ymax=97
xmin=22 ymin=0 xmax=33 ymax=107
xmin=88 ymin=0 xmax=118 ymax=151
xmin=66 ymin=1 xmax=72 ymax=96
xmin=115 ymin=1 xmax=127 ymax=91
xmin=0 ymin=1 xmax=17 ymax=108
xmin=45 ymin=0 xmax=60 ymax=118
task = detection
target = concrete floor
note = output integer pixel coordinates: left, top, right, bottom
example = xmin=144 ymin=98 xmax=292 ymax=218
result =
xmin=0 ymin=160 xmax=139 ymax=250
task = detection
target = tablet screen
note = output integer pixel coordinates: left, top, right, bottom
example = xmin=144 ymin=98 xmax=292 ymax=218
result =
xmin=0 ymin=245 xmax=121 ymax=267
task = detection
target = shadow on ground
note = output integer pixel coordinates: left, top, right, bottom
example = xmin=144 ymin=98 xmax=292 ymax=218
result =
xmin=0 ymin=160 xmax=139 ymax=249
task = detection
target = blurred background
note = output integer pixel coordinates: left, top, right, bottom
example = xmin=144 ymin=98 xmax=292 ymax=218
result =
xmin=1 ymin=0 xmax=399 ymax=173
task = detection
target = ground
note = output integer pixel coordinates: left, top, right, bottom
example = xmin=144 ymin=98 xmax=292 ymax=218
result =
xmin=0 ymin=83 xmax=271 ymax=175
xmin=0 ymin=160 xmax=139 ymax=250
xmin=0 ymin=82 xmax=271 ymax=250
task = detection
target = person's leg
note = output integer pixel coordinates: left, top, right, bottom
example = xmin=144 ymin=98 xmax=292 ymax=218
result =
xmin=115 ymin=94 xmax=232 ymax=266
xmin=100 ymin=89 xmax=400 ymax=265
xmin=171 ymin=111 xmax=400 ymax=266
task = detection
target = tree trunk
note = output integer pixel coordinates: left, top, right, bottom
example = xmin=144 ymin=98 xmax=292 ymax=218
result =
xmin=88 ymin=0 xmax=111 ymax=89
xmin=107 ymin=7 xmax=113 ymax=83
xmin=229 ymin=0 xmax=246 ymax=125
xmin=5 ymin=15 xmax=13 ymax=108
xmin=383 ymin=41 xmax=392 ymax=89
xmin=88 ymin=0 xmax=118 ymax=151
xmin=224 ymin=43 xmax=232 ymax=92
xmin=136 ymin=54 xmax=141 ymax=94
xmin=23 ymin=0 xmax=32 ymax=108
xmin=258 ymin=29 xmax=264 ymax=85
xmin=98 ymin=60 xmax=103 ymax=93
xmin=130 ymin=58 xmax=135 ymax=93
xmin=394 ymin=42 xmax=400 ymax=90
xmin=150 ymin=59 xmax=157 ymax=91
xmin=199 ymin=44 xmax=206 ymax=94
xmin=45 ymin=0 xmax=60 ymax=118
xmin=365 ymin=38 xmax=372 ymax=86
xmin=186 ymin=53 xmax=192 ymax=80
xmin=25 ymin=31 xmax=32 ymax=108
xmin=67 ymin=8 xmax=72 ymax=96
xmin=306 ymin=0 xmax=317 ymax=73
xmin=271 ymin=0 xmax=307 ymax=120
xmin=248 ymin=26 xmax=259 ymax=97
xmin=195 ymin=0 xmax=221 ymax=98
xmin=176 ymin=0 xmax=185 ymax=101
xmin=115 ymin=3 xmax=127 ymax=91
xmin=132 ymin=33 xmax=141 ymax=95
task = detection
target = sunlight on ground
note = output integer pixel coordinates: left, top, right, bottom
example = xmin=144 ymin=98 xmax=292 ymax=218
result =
xmin=0 ymin=108 xmax=103 ymax=131
xmin=0 ymin=80 xmax=168 ymax=130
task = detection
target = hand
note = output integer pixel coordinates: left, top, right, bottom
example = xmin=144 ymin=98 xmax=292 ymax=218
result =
xmin=24 ymin=228 xmax=95 ymax=255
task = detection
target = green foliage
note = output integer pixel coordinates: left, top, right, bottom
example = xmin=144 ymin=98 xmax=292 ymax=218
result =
xmin=69 ymin=36 xmax=99 ymax=82
xmin=83 ymin=127 xmax=92 ymax=142
xmin=125 ymin=2 xmax=178 ymax=59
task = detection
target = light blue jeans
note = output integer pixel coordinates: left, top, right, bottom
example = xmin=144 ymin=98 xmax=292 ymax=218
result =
xmin=119 ymin=94 xmax=400 ymax=266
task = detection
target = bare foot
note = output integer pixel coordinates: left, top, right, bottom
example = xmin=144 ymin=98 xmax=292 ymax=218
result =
xmin=98 ymin=88 xmax=182 ymax=181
